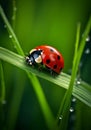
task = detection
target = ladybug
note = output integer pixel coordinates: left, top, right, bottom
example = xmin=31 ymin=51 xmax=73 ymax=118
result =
xmin=26 ymin=45 xmax=64 ymax=74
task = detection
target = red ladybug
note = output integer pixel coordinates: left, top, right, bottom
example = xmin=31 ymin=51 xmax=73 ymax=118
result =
xmin=26 ymin=45 xmax=64 ymax=74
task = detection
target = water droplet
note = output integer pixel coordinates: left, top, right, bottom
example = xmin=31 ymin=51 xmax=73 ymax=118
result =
xmin=2 ymin=100 xmax=7 ymax=105
xmin=76 ymin=80 xmax=81 ymax=85
xmin=9 ymin=35 xmax=13 ymax=38
xmin=72 ymin=97 xmax=76 ymax=102
xmin=59 ymin=115 xmax=63 ymax=120
xmin=86 ymin=36 xmax=90 ymax=42
xmin=70 ymin=107 xmax=74 ymax=112
xmin=76 ymin=78 xmax=82 ymax=85
xmin=85 ymin=48 xmax=90 ymax=54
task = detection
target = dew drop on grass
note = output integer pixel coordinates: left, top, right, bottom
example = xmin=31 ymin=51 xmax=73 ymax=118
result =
xmin=76 ymin=78 xmax=82 ymax=85
xmin=85 ymin=48 xmax=90 ymax=54
xmin=86 ymin=36 xmax=90 ymax=42
xmin=77 ymin=80 xmax=81 ymax=85
xmin=59 ymin=115 xmax=63 ymax=120
xmin=72 ymin=97 xmax=76 ymax=102
xmin=9 ymin=35 xmax=13 ymax=38
xmin=70 ymin=107 xmax=74 ymax=112
xmin=58 ymin=115 xmax=63 ymax=125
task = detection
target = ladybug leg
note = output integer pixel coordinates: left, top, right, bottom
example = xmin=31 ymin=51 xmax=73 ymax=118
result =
xmin=45 ymin=66 xmax=56 ymax=76
xmin=38 ymin=65 xmax=42 ymax=71
xmin=50 ymin=69 xmax=56 ymax=77
xmin=37 ymin=62 xmax=43 ymax=72
xmin=49 ymin=68 xmax=58 ymax=77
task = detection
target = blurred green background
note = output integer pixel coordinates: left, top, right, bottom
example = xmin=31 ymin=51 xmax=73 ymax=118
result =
xmin=0 ymin=0 xmax=91 ymax=130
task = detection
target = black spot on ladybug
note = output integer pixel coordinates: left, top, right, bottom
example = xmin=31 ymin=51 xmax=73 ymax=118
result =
xmin=57 ymin=55 xmax=60 ymax=60
xmin=50 ymin=49 xmax=54 ymax=52
xmin=46 ymin=59 xmax=50 ymax=64
xmin=53 ymin=64 xmax=57 ymax=69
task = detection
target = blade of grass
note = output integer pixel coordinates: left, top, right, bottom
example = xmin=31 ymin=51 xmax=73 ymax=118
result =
xmin=56 ymin=23 xmax=81 ymax=119
xmin=0 ymin=61 xmax=6 ymax=104
xmin=27 ymin=73 xmax=57 ymax=130
xmin=0 ymin=61 xmax=6 ymax=129
xmin=75 ymin=18 xmax=91 ymax=73
xmin=73 ymin=23 xmax=81 ymax=74
xmin=0 ymin=5 xmax=24 ymax=56
xmin=56 ymin=17 xmax=91 ymax=129
xmin=55 ymin=23 xmax=81 ymax=129
xmin=0 ymin=5 xmax=55 ymax=130
xmin=0 ymin=47 xmax=91 ymax=108
xmin=12 ymin=0 xmax=17 ymax=30
xmin=5 ymin=70 xmax=26 ymax=130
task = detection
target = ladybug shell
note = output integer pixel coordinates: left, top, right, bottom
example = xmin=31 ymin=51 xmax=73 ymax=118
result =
xmin=35 ymin=45 xmax=64 ymax=74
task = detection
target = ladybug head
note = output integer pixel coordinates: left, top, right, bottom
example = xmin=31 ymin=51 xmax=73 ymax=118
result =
xmin=26 ymin=49 xmax=43 ymax=65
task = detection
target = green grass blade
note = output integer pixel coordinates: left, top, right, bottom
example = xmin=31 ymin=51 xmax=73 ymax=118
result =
xmin=0 ymin=61 xmax=6 ymax=103
xmin=0 ymin=5 xmax=24 ymax=56
xmin=0 ymin=47 xmax=91 ymax=108
xmin=55 ymin=24 xmax=81 ymax=128
xmin=12 ymin=0 xmax=17 ymax=30
xmin=27 ymin=73 xmax=57 ymax=130
xmin=56 ymin=17 xmax=91 ymax=129
xmin=74 ymin=23 xmax=81 ymax=60
xmin=5 ymin=71 xmax=26 ymax=130
xmin=0 ymin=5 xmax=55 ymax=130
xmin=0 ymin=61 xmax=6 ymax=129
xmin=76 ymin=17 xmax=91 ymax=71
